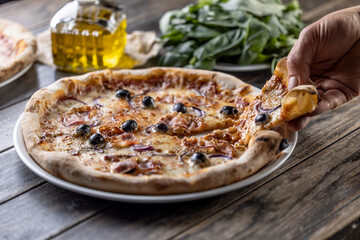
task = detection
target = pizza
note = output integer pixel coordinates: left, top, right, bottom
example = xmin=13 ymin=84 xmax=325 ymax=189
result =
xmin=22 ymin=58 xmax=318 ymax=195
xmin=0 ymin=19 xmax=37 ymax=82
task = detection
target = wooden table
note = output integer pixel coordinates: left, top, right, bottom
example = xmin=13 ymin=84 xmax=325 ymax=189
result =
xmin=0 ymin=0 xmax=359 ymax=239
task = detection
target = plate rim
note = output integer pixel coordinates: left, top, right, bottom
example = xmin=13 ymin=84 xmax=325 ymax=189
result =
xmin=14 ymin=113 xmax=297 ymax=204
xmin=0 ymin=63 xmax=33 ymax=88
xmin=214 ymin=62 xmax=271 ymax=72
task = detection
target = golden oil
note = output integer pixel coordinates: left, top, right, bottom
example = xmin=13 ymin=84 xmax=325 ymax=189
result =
xmin=50 ymin=0 xmax=127 ymax=73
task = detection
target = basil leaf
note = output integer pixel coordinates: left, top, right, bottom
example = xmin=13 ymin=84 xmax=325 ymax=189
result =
xmin=194 ymin=29 xmax=245 ymax=61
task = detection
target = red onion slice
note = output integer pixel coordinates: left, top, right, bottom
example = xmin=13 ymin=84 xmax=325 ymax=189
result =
xmin=191 ymin=107 xmax=206 ymax=117
xmin=60 ymin=96 xmax=87 ymax=105
xmin=151 ymin=153 xmax=177 ymax=157
xmin=89 ymin=120 xmax=101 ymax=127
xmin=256 ymin=103 xmax=281 ymax=113
xmin=104 ymin=154 xmax=135 ymax=161
xmin=192 ymin=89 xmax=206 ymax=97
xmin=132 ymin=144 xmax=154 ymax=152
xmin=208 ymin=154 xmax=232 ymax=160
xmin=93 ymin=97 xmax=103 ymax=107
xmin=179 ymin=152 xmax=188 ymax=163
xmin=94 ymin=147 xmax=104 ymax=153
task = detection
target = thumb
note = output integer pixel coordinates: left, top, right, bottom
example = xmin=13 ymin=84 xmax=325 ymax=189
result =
xmin=287 ymin=26 xmax=317 ymax=89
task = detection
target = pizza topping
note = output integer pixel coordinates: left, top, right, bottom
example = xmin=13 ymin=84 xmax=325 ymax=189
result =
xmin=190 ymin=107 xmax=205 ymax=117
xmin=93 ymin=97 xmax=103 ymax=107
xmin=154 ymin=123 xmax=169 ymax=133
xmin=256 ymin=102 xmax=281 ymax=113
xmin=142 ymin=96 xmax=156 ymax=108
xmin=279 ymin=138 xmax=289 ymax=152
xmin=208 ymin=154 xmax=232 ymax=160
xmin=255 ymin=113 xmax=270 ymax=125
xmin=99 ymin=125 xmax=123 ymax=137
xmin=59 ymin=96 xmax=87 ymax=105
xmin=132 ymin=144 xmax=154 ymax=152
xmin=190 ymin=152 xmax=210 ymax=167
xmin=75 ymin=124 xmax=91 ymax=137
xmin=121 ymin=119 xmax=138 ymax=132
xmin=173 ymin=103 xmax=187 ymax=113
xmin=161 ymin=113 xmax=207 ymax=135
xmin=219 ymin=106 xmax=238 ymax=116
xmin=112 ymin=159 xmax=138 ymax=174
xmin=89 ymin=133 xmax=105 ymax=145
xmin=137 ymin=160 xmax=162 ymax=175
xmin=104 ymin=154 xmax=135 ymax=161
xmin=115 ymin=89 xmax=131 ymax=100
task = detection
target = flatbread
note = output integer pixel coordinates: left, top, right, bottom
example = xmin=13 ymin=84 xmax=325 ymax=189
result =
xmin=0 ymin=19 xmax=36 ymax=82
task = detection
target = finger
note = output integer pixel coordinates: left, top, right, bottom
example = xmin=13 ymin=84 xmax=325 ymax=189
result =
xmin=315 ymin=78 xmax=358 ymax=100
xmin=287 ymin=116 xmax=312 ymax=131
xmin=309 ymin=89 xmax=348 ymax=116
xmin=287 ymin=25 xmax=318 ymax=89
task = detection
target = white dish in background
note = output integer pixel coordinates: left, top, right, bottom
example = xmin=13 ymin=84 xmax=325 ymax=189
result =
xmin=214 ymin=62 xmax=270 ymax=72
xmin=14 ymin=113 xmax=297 ymax=204
xmin=0 ymin=63 xmax=33 ymax=88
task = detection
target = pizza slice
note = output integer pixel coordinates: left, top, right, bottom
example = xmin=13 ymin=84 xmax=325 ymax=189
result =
xmin=0 ymin=19 xmax=36 ymax=82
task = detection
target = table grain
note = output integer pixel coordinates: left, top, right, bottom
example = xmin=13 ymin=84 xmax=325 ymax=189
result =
xmin=0 ymin=0 xmax=359 ymax=239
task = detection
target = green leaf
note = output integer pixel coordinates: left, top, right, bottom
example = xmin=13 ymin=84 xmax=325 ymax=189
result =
xmin=173 ymin=40 xmax=199 ymax=54
xmin=267 ymin=15 xmax=287 ymax=38
xmin=194 ymin=29 xmax=245 ymax=61
xmin=173 ymin=24 xmax=221 ymax=39
xmin=159 ymin=10 xmax=180 ymax=34
xmin=239 ymin=19 xmax=270 ymax=64
xmin=185 ymin=58 xmax=215 ymax=70
xmin=221 ymin=0 xmax=285 ymax=17
xmin=159 ymin=52 xmax=191 ymax=67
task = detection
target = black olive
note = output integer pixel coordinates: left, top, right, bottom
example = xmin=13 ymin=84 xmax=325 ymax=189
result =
xmin=89 ymin=133 xmax=105 ymax=145
xmin=279 ymin=138 xmax=289 ymax=151
xmin=191 ymin=152 xmax=207 ymax=164
xmin=154 ymin=123 xmax=169 ymax=133
xmin=142 ymin=96 xmax=155 ymax=108
xmin=122 ymin=119 xmax=138 ymax=132
xmin=115 ymin=89 xmax=131 ymax=100
xmin=255 ymin=113 xmax=270 ymax=125
xmin=220 ymin=106 xmax=238 ymax=116
xmin=76 ymin=124 xmax=91 ymax=137
xmin=173 ymin=103 xmax=187 ymax=113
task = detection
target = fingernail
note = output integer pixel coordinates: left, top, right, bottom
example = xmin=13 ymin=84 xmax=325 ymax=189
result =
xmin=288 ymin=76 xmax=298 ymax=90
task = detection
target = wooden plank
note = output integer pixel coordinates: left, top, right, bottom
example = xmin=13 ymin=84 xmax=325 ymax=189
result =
xmin=0 ymin=0 xmax=194 ymax=31
xmin=0 ymin=183 xmax=110 ymax=240
xmin=0 ymin=148 xmax=44 ymax=204
xmin=172 ymin=128 xmax=360 ymax=240
xmin=302 ymin=0 xmax=359 ymax=22
xmin=0 ymin=101 xmax=26 ymax=151
xmin=307 ymin=201 xmax=360 ymax=240
xmin=0 ymin=0 xmax=68 ymax=30
xmin=46 ymin=98 xmax=360 ymax=239
xmin=0 ymin=64 xmax=72 ymax=111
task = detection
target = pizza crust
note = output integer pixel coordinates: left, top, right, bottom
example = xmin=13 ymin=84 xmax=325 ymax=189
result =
xmin=0 ymin=19 xmax=37 ymax=82
xmin=282 ymin=85 xmax=318 ymax=119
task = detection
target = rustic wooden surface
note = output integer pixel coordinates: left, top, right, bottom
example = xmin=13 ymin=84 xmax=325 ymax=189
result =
xmin=0 ymin=0 xmax=359 ymax=239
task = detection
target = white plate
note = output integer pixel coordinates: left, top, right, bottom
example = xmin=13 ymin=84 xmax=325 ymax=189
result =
xmin=0 ymin=63 xmax=33 ymax=88
xmin=214 ymin=62 xmax=270 ymax=72
xmin=14 ymin=114 xmax=297 ymax=203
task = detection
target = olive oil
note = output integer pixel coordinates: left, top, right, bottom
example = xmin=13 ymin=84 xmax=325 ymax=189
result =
xmin=50 ymin=0 xmax=127 ymax=73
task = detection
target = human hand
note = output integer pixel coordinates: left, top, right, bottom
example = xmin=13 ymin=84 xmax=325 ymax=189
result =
xmin=286 ymin=6 xmax=360 ymax=131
